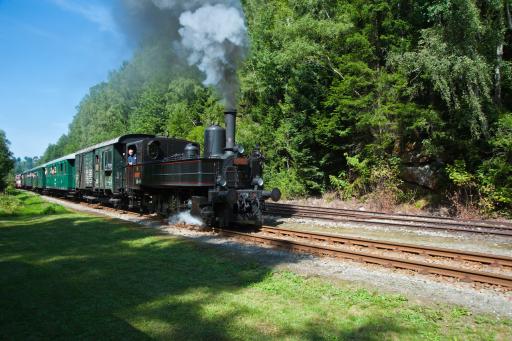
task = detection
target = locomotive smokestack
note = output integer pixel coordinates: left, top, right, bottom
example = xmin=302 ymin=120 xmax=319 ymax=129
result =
xmin=224 ymin=110 xmax=236 ymax=152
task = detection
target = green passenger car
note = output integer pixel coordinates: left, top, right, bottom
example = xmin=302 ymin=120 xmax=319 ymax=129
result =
xmin=22 ymin=167 xmax=45 ymax=189
xmin=33 ymin=167 xmax=46 ymax=189
xmin=21 ymin=171 xmax=32 ymax=188
xmin=44 ymin=154 xmax=76 ymax=191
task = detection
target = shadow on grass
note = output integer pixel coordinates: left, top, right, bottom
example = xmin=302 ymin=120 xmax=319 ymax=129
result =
xmin=0 ymin=213 xmax=411 ymax=339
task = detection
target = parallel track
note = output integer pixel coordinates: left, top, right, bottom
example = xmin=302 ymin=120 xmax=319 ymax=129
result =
xmin=217 ymin=226 xmax=512 ymax=289
xmin=265 ymin=203 xmax=512 ymax=236
xmin=258 ymin=226 xmax=512 ymax=268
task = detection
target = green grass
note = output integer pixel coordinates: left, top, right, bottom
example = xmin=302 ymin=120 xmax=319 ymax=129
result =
xmin=0 ymin=191 xmax=511 ymax=340
xmin=0 ymin=190 xmax=67 ymax=217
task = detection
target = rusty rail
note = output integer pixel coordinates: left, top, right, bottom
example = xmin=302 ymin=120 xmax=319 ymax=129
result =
xmin=259 ymin=226 xmax=512 ymax=268
xmin=216 ymin=229 xmax=512 ymax=289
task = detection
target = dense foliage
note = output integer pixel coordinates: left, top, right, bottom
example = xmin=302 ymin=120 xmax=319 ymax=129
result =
xmin=39 ymin=0 xmax=512 ymax=213
xmin=0 ymin=130 xmax=14 ymax=192
xmin=14 ymin=157 xmax=39 ymax=174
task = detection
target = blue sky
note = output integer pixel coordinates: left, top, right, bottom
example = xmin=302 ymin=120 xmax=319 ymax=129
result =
xmin=0 ymin=0 xmax=131 ymax=158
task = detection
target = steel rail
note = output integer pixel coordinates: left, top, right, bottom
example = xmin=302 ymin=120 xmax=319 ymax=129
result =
xmin=267 ymin=203 xmax=512 ymax=228
xmin=217 ymin=229 xmax=512 ymax=288
xmin=265 ymin=204 xmax=512 ymax=236
xmin=258 ymin=226 xmax=512 ymax=268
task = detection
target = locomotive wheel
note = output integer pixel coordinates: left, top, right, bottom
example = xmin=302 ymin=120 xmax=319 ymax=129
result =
xmin=214 ymin=203 xmax=231 ymax=228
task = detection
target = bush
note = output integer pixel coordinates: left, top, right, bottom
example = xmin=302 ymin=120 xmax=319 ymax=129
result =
xmin=265 ymin=168 xmax=308 ymax=199
xmin=4 ymin=185 xmax=17 ymax=196
xmin=478 ymin=157 xmax=512 ymax=213
xmin=0 ymin=194 xmax=22 ymax=216
xmin=477 ymin=114 xmax=512 ymax=213
xmin=445 ymin=160 xmax=485 ymax=218
xmin=329 ymin=154 xmax=403 ymax=207
xmin=446 ymin=160 xmax=475 ymax=188
xmin=42 ymin=205 xmax=58 ymax=215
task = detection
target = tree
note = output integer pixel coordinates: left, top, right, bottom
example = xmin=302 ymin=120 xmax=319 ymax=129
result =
xmin=0 ymin=130 xmax=15 ymax=191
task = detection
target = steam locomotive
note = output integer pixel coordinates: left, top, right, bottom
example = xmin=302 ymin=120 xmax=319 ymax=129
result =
xmin=19 ymin=111 xmax=281 ymax=227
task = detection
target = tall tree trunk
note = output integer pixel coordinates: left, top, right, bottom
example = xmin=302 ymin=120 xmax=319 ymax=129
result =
xmin=506 ymin=1 xmax=512 ymax=29
xmin=495 ymin=43 xmax=503 ymax=106
xmin=497 ymin=1 xmax=512 ymax=106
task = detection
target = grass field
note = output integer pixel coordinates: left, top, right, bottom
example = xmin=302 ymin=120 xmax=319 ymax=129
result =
xmin=0 ymin=191 xmax=511 ymax=340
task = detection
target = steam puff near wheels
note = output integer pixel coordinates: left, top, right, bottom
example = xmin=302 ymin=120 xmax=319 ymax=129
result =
xmin=169 ymin=210 xmax=205 ymax=226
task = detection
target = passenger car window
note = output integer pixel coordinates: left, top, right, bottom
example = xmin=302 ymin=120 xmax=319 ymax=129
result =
xmin=103 ymin=151 xmax=113 ymax=170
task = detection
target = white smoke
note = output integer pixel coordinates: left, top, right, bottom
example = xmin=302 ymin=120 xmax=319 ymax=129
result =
xmin=151 ymin=0 xmax=205 ymax=10
xmin=120 ymin=0 xmax=248 ymax=108
xmin=149 ymin=0 xmax=243 ymax=12
xmin=178 ymin=4 xmax=247 ymax=108
xmin=169 ymin=210 xmax=204 ymax=226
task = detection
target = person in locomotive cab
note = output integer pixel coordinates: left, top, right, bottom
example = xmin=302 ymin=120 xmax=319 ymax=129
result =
xmin=127 ymin=147 xmax=137 ymax=165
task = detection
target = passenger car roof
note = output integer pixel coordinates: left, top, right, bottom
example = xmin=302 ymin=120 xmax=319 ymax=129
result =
xmin=41 ymin=153 xmax=76 ymax=166
xmin=74 ymin=134 xmax=155 ymax=155
xmin=23 ymin=153 xmax=75 ymax=174
xmin=22 ymin=134 xmax=155 ymax=174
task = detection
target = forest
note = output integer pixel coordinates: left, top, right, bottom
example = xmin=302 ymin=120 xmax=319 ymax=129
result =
xmin=31 ymin=0 xmax=512 ymax=215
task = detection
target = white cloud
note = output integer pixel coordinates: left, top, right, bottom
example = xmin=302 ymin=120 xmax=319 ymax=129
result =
xmin=49 ymin=0 xmax=116 ymax=33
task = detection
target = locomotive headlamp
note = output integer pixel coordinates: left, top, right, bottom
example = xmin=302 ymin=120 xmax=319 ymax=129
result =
xmin=252 ymin=176 xmax=264 ymax=187
xmin=216 ymin=175 xmax=227 ymax=187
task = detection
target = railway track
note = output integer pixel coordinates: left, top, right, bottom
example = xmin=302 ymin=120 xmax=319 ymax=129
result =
xmin=265 ymin=203 xmax=512 ymax=236
xmin=36 ymin=193 xmax=512 ymax=289
xmin=217 ymin=226 xmax=512 ymax=289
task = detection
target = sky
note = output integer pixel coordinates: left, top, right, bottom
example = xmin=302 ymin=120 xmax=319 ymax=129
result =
xmin=0 ymin=0 xmax=132 ymax=158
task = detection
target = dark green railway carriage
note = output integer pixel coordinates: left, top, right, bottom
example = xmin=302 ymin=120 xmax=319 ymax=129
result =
xmin=75 ymin=135 xmax=154 ymax=194
xmin=44 ymin=154 xmax=75 ymax=191
xmin=20 ymin=172 xmax=26 ymax=188
xmin=21 ymin=171 xmax=33 ymax=188
xmin=22 ymin=167 xmax=45 ymax=189
xmin=32 ymin=167 xmax=46 ymax=189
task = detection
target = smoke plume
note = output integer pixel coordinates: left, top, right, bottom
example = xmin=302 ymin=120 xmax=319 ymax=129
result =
xmin=179 ymin=4 xmax=247 ymax=109
xmin=119 ymin=0 xmax=248 ymax=109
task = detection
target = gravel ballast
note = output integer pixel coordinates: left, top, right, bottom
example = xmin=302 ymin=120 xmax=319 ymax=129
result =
xmin=269 ymin=216 xmax=512 ymax=257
